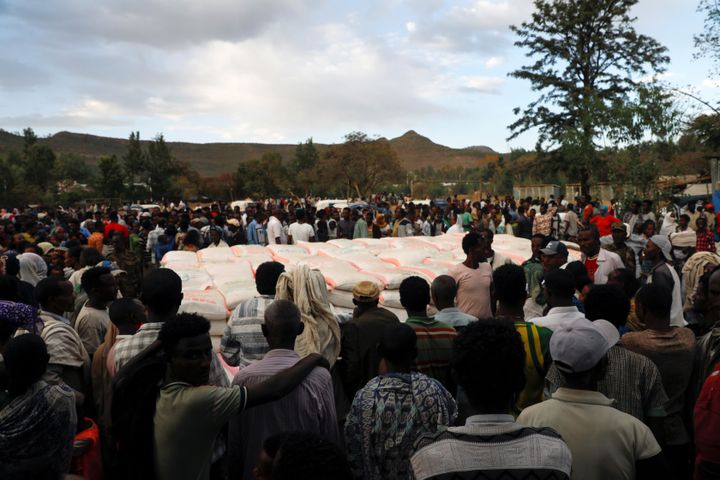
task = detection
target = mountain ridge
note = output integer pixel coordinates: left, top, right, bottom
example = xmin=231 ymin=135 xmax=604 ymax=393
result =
xmin=0 ymin=128 xmax=499 ymax=176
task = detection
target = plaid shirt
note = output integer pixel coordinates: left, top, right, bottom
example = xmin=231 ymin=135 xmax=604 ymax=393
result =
xmin=113 ymin=322 xmax=229 ymax=387
xmin=219 ymin=295 xmax=274 ymax=368
xmin=696 ymin=231 xmax=717 ymax=253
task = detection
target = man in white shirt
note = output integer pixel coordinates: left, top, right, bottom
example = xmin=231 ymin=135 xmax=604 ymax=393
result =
xmin=578 ymin=227 xmax=624 ymax=285
xmin=518 ymin=318 xmax=666 ymax=480
xmin=528 ymin=269 xmax=585 ymax=329
xmin=267 ymin=208 xmax=286 ymax=245
xmin=287 ymin=210 xmax=315 ymax=244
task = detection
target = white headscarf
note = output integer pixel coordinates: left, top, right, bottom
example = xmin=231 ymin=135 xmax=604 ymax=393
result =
xmin=447 ymin=214 xmax=464 ymax=234
xmin=17 ymin=253 xmax=48 ymax=286
xmin=659 ymin=210 xmax=678 ymax=237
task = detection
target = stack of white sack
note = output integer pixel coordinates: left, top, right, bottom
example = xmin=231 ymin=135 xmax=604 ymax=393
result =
xmin=161 ymin=236 xmax=570 ymax=337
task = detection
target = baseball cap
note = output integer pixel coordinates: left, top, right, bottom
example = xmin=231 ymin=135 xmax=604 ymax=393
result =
xmin=649 ymin=234 xmax=673 ymax=262
xmin=540 ymin=241 xmax=569 ymax=257
xmin=37 ymin=242 xmax=55 ymax=255
xmin=550 ymin=318 xmax=619 ymax=373
xmin=352 ymin=281 xmax=381 ymax=303
xmin=611 ymin=222 xmax=627 ymax=233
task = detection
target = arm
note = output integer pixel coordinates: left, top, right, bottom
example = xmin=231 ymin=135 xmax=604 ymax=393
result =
xmin=244 ymin=353 xmax=328 ymax=409
xmin=636 ymin=453 xmax=671 ymax=480
xmin=645 ymin=416 xmax=665 ymax=446
xmin=338 ymin=323 xmax=362 ymax=396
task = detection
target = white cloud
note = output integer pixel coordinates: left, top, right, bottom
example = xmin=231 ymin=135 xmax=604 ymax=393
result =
xmin=407 ymin=0 xmax=533 ymax=53
xmin=406 ymin=21 xmax=417 ymax=32
xmin=3 ymin=0 xmax=318 ymax=49
xmin=702 ymin=79 xmax=720 ymax=89
xmin=459 ymin=76 xmax=506 ymax=94
xmin=485 ymin=56 xmax=505 ymax=68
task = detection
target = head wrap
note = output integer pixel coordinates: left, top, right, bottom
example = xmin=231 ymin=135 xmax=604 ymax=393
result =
xmin=17 ymin=253 xmax=48 ymax=287
xmin=0 ymin=301 xmax=42 ymax=334
xmin=671 ymin=230 xmax=697 ymax=248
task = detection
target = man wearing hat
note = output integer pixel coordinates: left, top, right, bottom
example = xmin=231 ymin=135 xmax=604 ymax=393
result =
xmin=519 ymin=318 xmax=665 ymax=480
xmin=643 ymin=235 xmax=684 ymax=327
xmin=523 ymin=239 xmax=571 ymax=319
xmin=338 ymin=281 xmax=400 ymax=400
xmin=602 ymin=222 xmax=636 ymax=276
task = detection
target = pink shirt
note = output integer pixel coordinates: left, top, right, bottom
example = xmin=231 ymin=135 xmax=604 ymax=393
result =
xmin=447 ymin=262 xmax=493 ymax=319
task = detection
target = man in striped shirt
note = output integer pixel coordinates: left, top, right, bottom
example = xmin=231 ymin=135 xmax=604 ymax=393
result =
xmin=219 ymin=261 xmax=285 ymax=367
xmin=411 ymin=321 xmax=572 ymax=480
xmin=400 ymin=276 xmax=457 ymax=390
xmin=228 ymin=300 xmax=338 ymax=480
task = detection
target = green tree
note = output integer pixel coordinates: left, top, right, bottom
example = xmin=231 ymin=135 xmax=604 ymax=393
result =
xmin=23 ymin=144 xmax=56 ymax=190
xmin=123 ymin=131 xmax=146 ymax=183
xmin=685 ymin=113 xmax=720 ymax=152
xmin=97 ymin=155 xmax=125 ymax=198
xmin=22 ymin=127 xmax=37 ymax=159
xmin=0 ymin=152 xmax=22 ymax=204
xmin=234 ymin=153 xmax=289 ymax=197
xmin=54 ymin=153 xmax=94 ymax=183
xmin=696 ymin=0 xmax=720 ymax=76
xmin=508 ymin=0 xmax=674 ymax=195
xmin=146 ymin=134 xmax=177 ymax=199
xmin=293 ymin=138 xmax=320 ymax=172
xmin=322 ymin=132 xmax=404 ymax=199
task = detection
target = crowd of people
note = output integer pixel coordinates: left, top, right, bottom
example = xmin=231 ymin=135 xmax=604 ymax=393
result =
xmin=0 ymin=192 xmax=719 ymax=479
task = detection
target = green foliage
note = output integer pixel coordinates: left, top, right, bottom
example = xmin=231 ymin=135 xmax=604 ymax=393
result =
xmin=320 ymin=132 xmax=405 ymax=199
xmin=22 ymin=127 xmax=37 ymax=159
xmin=23 ymin=144 xmax=56 ymax=190
xmin=686 ymin=113 xmax=720 ymax=152
xmin=695 ymin=0 xmax=720 ymax=76
xmin=293 ymin=138 xmax=319 ymax=173
xmin=96 ymin=155 xmax=126 ymax=198
xmin=234 ymin=152 xmax=288 ymax=197
xmin=123 ymin=131 xmax=146 ymax=182
xmin=508 ymin=0 xmax=674 ymax=195
xmin=146 ymin=134 xmax=177 ymax=200
xmin=54 ymin=153 xmax=94 ymax=183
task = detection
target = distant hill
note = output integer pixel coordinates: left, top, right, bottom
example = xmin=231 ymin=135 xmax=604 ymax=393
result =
xmin=0 ymin=129 xmax=498 ymax=176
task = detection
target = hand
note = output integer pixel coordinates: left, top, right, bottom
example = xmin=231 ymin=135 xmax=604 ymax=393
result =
xmin=308 ymin=352 xmax=331 ymax=370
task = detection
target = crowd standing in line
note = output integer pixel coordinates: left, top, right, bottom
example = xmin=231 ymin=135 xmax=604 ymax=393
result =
xmin=0 ymin=192 xmax=719 ymax=479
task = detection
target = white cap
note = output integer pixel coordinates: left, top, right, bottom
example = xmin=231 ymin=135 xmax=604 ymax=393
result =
xmin=550 ymin=318 xmax=619 ymax=373
xmin=649 ymin=234 xmax=673 ymax=262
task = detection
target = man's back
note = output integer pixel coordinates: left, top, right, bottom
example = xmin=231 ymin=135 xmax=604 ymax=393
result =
xmin=405 ymin=316 xmax=457 ymax=387
xmin=447 ymin=262 xmax=493 ymax=319
xmin=229 ymin=349 xmax=338 ymax=480
xmin=219 ymin=295 xmax=274 ymax=368
xmin=545 ymin=344 xmax=668 ymax=421
xmin=412 ymin=419 xmax=572 ymax=480
xmin=339 ymin=306 xmax=399 ymax=397
xmin=519 ymin=388 xmax=661 ymax=480
xmin=344 ymin=372 xmax=457 ymax=480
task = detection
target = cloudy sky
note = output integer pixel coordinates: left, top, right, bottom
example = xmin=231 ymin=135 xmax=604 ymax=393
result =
xmin=0 ymin=0 xmax=715 ymax=151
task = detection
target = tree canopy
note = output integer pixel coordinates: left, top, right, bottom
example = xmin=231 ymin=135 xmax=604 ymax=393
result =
xmin=696 ymin=0 xmax=720 ymax=76
xmin=319 ymin=132 xmax=404 ymax=200
xmin=508 ymin=0 xmax=676 ymax=194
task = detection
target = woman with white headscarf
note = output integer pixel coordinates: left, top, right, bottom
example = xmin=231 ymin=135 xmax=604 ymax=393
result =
xmin=660 ymin=208 xmax=679 ymax=237
xmin=17 ymin=253 xmax=47 ymax=287
xmin=446 ymin=212 xmax=464 ymax=234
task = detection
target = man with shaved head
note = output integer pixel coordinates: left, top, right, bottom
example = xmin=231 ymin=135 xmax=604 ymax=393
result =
xmin=228 ymin=299 xmax=339 ymax=480
xmin=431 ymin=275 xmax=477 ymax=328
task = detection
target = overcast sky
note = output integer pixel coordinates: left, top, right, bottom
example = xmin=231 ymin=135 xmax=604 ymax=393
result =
xmin=0 ymin=0 xmax=715 ymax=151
